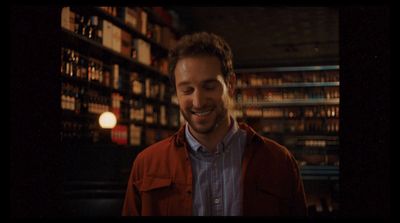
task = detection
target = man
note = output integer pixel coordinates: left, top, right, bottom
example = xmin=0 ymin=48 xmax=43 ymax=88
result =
xmin=122 ymin=32 xmax=307 ymax=216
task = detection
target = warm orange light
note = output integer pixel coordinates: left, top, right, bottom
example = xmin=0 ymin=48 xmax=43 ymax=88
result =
xmin=99 ymin=112 xmax=117 ymax=129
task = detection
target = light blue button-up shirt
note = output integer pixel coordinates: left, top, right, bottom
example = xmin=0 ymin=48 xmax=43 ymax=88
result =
xmin=185 ymin=117 xmax=247 ymax=216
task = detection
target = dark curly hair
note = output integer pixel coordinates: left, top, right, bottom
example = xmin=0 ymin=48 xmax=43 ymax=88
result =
xmin=168 ymin=32 xmax=234 ymax=90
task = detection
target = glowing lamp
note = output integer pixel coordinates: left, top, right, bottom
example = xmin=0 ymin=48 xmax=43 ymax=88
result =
xmin=99 ymin=111 xmax=117 ymax=129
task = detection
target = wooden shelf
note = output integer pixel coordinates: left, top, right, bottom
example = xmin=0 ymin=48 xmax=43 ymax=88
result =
xmin=237 ymin=98 xmax=340 ymax=107
xmin=237 ymin=81 xmax=340 ymax=89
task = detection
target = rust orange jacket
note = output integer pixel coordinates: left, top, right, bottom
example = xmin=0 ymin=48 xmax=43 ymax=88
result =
xmin=122 ymin=123 xmax=307 ymax=216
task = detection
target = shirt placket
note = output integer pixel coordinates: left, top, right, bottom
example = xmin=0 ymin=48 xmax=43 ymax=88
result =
xmin=210 ymin=146 xmax=224 ymax=216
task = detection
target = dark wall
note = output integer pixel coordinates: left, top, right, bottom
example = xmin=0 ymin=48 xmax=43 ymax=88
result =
xmin=10 ymin=5 xmax=63 ymax=217
xmin=339 ymin=6 xmax=390 ymax=218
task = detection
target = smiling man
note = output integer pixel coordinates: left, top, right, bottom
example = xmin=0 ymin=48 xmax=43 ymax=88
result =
xmin=175 ymin=55 xmax=236 ymax=152
xmin=122 ymin=32 xmax=307 ymax=216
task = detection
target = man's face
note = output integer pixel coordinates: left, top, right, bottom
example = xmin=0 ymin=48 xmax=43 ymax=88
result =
xmin=174 ymin=56 xmax=235 ymax=135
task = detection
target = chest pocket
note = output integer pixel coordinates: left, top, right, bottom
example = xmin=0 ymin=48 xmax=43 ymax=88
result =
xmin=140 ymin=177 xmax=172 ymax=191
xmin=136 ymin=177 xmax=172 ymax=216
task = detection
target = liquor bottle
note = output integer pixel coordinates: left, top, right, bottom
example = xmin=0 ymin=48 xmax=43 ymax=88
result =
xmin=66 ymin=49 xmax=74 ymax=77
xmin=88 ymin=59 xmax=96 ymax=82
xmin=74 ymin=86 xmax=81 ymax=114
xmin=79 ymin=15 xmax=87 ymax=36
xmin=96 ymin=17 xmax=103 ymax=43
xmin=103 ymin=67 xmax=111 ymax=87
xmin=61 ymin=48 xmax=66 ymax=75
xmin=80 ymin=87 xmax=87 ymax=114
xmin=87 ymin=16 xmax=94 ymax=40
xmin=98 ymin=62 xmax=104 ymax=85
xmin=74 ymin=13 xmax=81 ymax=34
xmin=74 ymin=51 xmax=81 ymax=79
xmin=80 ymin=56 xmax=88 ymax=80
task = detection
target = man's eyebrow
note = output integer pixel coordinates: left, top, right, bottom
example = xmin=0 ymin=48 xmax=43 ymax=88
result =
xmin=203 ymin=79 xmax=219 ymax=84
xmin=177 ymin=79 xmax=219 ymax=87
xmin=177 ymin=81 xmax=191 ymax=87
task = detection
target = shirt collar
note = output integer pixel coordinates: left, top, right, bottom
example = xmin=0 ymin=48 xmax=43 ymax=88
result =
xmin=184 ymin=116 xmax=239 ymax=154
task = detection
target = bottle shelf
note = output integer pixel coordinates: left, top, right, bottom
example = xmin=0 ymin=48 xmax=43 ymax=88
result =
xmin=237 ymin=98 xmax=339 ymax=107
xmin=70 ymin=6 xmax=169 ymax=55
xmin=61 ymin=75 xmax=131 ymax=95
xmin=61 ymin=28 xmax=169 ymax=80
xmin=299 ymin=165 xmax=339 ymax=180
xmin=238 ymin=116 xmax=339 ymax=120
xmin=235 ymin=66 xmax=340 ymax=183
xmin=290 ymin=147 xmax=339 ymax=155
xmin=142 ymin=7 xmax=181 ymax=36
xmin=235 ymin=65 xmax=340 ymax=73
xmin=237 ymin=81 xmax=340 ymax=89
xmin=61 ymin=109 xmax=179 ymax=130
xmin=262 ymin=131 xmax=339 ymax=137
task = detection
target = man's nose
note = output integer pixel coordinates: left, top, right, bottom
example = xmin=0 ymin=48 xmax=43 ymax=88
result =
xmin=192 ymin=89 xmax=206 ymax=108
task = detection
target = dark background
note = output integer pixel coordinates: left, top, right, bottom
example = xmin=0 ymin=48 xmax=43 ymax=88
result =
xmin=10 ymin=4 xmax=390 ymax=218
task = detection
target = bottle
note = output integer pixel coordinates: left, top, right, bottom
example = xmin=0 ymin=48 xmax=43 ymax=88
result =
xmin=61 ymin=48 xmax=66 ymax=75
xmin=87 ymin=16 xmax=94 ymax=39
xmin=88 ymin=59 xmax=96 ymax=82
xmin=66 ymin=49 xmax=73 ymax=77
xmin=80 ymin=56 xmax=87 ymax=80
xmin=96 ymin=17 xmax=103 ymax=43
xmin=74 ymin=52 xmax=81 ymax=79
xmin=103 ymin=68 xmax=110 ymax=87
xmin=74 ymin=86 xmax=81 ymax=114
xmin=79 ymin=15 xmax=87 ymax=36
xmin=74 ymin=14 xmax=81 ymax=34
xmin=80 ymin=87 xmax=87 ymax=114
xmin=98 ymin=62 xmax=104 ymax=85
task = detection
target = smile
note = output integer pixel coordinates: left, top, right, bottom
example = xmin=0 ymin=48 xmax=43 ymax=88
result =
xmin=191 ymin=109 xmax=213 ymax=116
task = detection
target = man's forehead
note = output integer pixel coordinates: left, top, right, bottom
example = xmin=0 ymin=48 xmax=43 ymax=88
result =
xmin=177 ymin=77 xmax=223 ymax=87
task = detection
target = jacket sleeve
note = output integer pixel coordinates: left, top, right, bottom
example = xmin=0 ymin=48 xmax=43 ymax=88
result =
xmin=122 ymin=158 xmax=142 ymax=216
xmin=288 ymin=154 xmax=308 ymax=216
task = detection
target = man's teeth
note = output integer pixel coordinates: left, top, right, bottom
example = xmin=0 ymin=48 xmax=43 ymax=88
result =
xmin=193 ymin=110 xmax=212 ymax=116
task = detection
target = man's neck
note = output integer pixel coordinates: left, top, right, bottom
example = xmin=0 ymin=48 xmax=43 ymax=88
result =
xmin=189 ymin=116 xmax=232 ymax=153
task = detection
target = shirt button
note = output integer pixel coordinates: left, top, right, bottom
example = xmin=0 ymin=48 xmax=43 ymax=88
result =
xmin=214 ymin=198 xmax=220 ymax=204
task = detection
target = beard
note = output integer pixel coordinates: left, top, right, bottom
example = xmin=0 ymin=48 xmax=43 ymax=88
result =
xmin=181 ymin=105 xmax=228 ymax=135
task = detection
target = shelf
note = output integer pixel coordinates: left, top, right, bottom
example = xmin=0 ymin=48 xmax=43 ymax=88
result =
xmin=62 ymin=110 xmax=99 ymax=120
xmin=142 ymin=7 xmax=181 ymax=36
xmin=70 ymin=6 xmax=169 ymax=55
xmin=292 ymin=135 xmax=339 ymax=140
xmin=60 ymin=75 xmax=89 ymax=86
xmin=290 ymin=147 xmax=339 ymax=155
xmin=237 ymin=81 xmax=339 ymax=89
xmin=61 ymin=28 xmax=169 ymax=80
xmin=236 ymin=65 xmax=339 ymax=73
xmin=262 ymin=132 xmax=339 ymax=138
xmin=300 ymin=165 xmax=339 ymax=180
xmin=237 ymin=98 xmax=340 ymax=107
xmin=238 ymin=116 xmax=339 ymax=120
xmin=61 ymin=75 xmax=133 ymax=96
xmin=62 ymin=110 xmax=138 ymax=125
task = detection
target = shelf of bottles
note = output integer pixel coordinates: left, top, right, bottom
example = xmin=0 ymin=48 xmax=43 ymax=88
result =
xmin=234 ymin=65 xmax=340 ymax=215
xmin=60 ymin=6 xmax=181 ymax=149
xmin=234 ymin=66 xmax=340 ymax=175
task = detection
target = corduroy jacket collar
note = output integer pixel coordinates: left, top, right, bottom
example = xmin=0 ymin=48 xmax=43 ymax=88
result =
xmin=174 ymin=122 xmax=261 ymax=148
